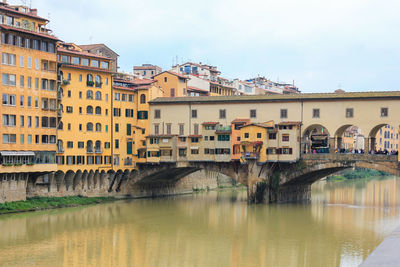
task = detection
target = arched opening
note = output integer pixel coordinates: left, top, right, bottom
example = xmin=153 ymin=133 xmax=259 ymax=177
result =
xmin=87 ymin=140 xmax=93 ymax=153
xmin=57 ymin=139 xmax=64 ymax=153
xmin=334 ymin=125 xmax=365 ymax=154
xmin=369 ymin=124 xmax=398 ymax=155
xmin=95 ymin=141 xmax=101 ymax=153
xmin=95 ymin=91 xmax=101 ymax=100
xmin=86 ymin=122 xmax=93 ymax=132
xmin=95 ymin=123 xmax=101 ymax=132
xmin=86 ymin=74 xmax=93 ymax=87
xmin=86 ymin=90 xmax=93 ymax=100
xmin=86 ymin=105 xmax=93 ymax=114
xmin=95 ymin=106 xmax=101 ymax=115
xmin=302 ymin=124 xmax=331 ymax=154
xmin=95 ymin=75 xmax=102 ymax=88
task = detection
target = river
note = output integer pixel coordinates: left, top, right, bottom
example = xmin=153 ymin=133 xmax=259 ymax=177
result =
xmin=0 ymin=176 xmax=399 ymax=267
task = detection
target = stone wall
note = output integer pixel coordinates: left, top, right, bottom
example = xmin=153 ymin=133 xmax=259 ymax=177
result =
xmin=0 ymin=173 xmax=28 ymax=203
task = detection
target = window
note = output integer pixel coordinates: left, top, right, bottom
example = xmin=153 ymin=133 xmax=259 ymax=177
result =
xmin=257 ymin=133 xmax=262 ymax=138
xmin=154 ymin=124 xmax=160 ymax=135
xmin=154 ymin=109 xmax=161 ymax=119
xmin=269 ymin=133 xmax=276 ymax=139
xmin=166 ymin=123 xmax=172 ymax=134
xmin=35 ymin=78 xmax=39 ymax=89
xmin=191 ymin=109 xmax=197 ymax=118
xmin=86 ymin=74 xmax=93 ymax=86
xmin=170 ymin=88 xmax=175 ymax=97
xmin=140 ymin=94 xmax=146 ymax=104
xmin=95 ymin=106 xmax=101 ymax=115
xmin=125 ymin=109 xmax=134 ymax=117
xmin=217 ymin=134 xmax=230 ymax=141
xmin=113 ymin=108 xmax=121 ymax=117
xmin=126 ymin=124 xmax=131 ymax=135
xmin=87 ymin=123 xmax=93 ymax=131
xmin=244 ymin=133 xmax=249 ymax=138
xmin=67 ymin=141 xmax=73 ymax=148
xmin=27 ymin=57 xmax=32 ymax=68
xmin=72 ymin=57 xmax=79 ymax=65
xmin=179 ymin=124 xmax=184 ymax=135
xmin=66 ymin=106 xmax=73 ymax=113
xmin=20 ymin=76 xmax=24 ymax=88
xmin=2 ymin=114 xmax=16 ymax=126
xmin=280 ymin=109 xmax=288 ymax=119
xmin=164 ymin=77 xmax=167 ymax=82
xmin=87 ymin=106 xmax=93 ymax=114
xmin=82 ymin=58 xmax=89 ymax=66
xmin=2 ymin=73 xmax=16 ymax=86
xmin=345 ymin=108 xmax=354 ymax=118
xmin=114 ymin=93 xmax=120 ymax=101
xmin=250 ymin=109 xmax=256 ymax=118
xmin=194 ymin=124 xmax=199 ymax=135
xmin=115 ymin=123 xmax=119 ymax=132
xmin=95 ymin=75 xmax=101 ymax=88
xmin=219 ymin=109 xmax=226 ymax=119
xmin=27 ymin=77 xmax=31 ymax=88
xmin=61 ymin=55 xmax=70 ymax=63
xmin=282 ymin=135 xmax=289 ymax=142
xmin=312 ymin=108 xmax=320 ymax=118
xmin=2 ymin=53 xmax=16 ymax=65
xmin=128 ymin=94 xmax=134 ymax=102
xmin=95 ymin=91 xmax=101 ymax=100
xmin=137 ymin=111 xmax=148 ymax=119
xmin=2 ymin=134 xmax=16 ymax=144
xmin=96 ymin=123 xmax=101 ymax=132
xmin=115 ymin=139 xmax=119 ymax=149
xmin=87 ymin=90 xmax=93 ymax=99
xmin=381 ymin=108 xmax=388 ymax=117
xmin=91 ymin=60 xmax=99 ymax=68
xmin=27 ymin=96 xmax=31 ymax=107
xmin=101 ymin=61 xmax=109 ymax=69
xmin=2 ymin=94 xmax=16 ymax=106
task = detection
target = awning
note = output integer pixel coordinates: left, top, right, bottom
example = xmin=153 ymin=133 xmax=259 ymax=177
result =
xmin=0 ymin=151 xmax=35 ymax=156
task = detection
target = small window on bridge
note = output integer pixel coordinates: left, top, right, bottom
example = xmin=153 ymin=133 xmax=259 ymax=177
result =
xmin=312 ymin=108 xmax=320 ymax=118
xmin=345 ymin=108 xmax=354 ymax=118
xmin=280 ymin=109 xmax=288 ymax=119
xmin=381 ymin=108 xmax=388 ymax=117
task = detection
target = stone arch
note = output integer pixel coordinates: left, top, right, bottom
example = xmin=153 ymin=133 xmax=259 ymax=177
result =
xmin=88 ymin=170 xmax=95 ymax=190
xmin=334 ymin=124 xmax=365 ymax=152
xmin=302 ymin=124 xmax=331 ymax=154
xmin=94 ymin=170 xmax=100 ymax=189
xmin=81 ymin=170 xmax=89 ymax=191
xmin=73 ymin=170 xmax=83 ymax=191
xmin=65 ymin=170 xmax=75 ymax=191
xmin=54 ymin=170 xmax=65 ymax=191
xmin=100 ymin=170 xmax=106 ymax=188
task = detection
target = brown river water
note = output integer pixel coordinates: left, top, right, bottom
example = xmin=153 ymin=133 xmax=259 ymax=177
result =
xmin=0 ymin=176 xmax=399 ymax=267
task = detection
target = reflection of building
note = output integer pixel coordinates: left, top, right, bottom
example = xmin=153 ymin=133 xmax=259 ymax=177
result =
xmin=375 ymin=125 xmax=399 ymax=152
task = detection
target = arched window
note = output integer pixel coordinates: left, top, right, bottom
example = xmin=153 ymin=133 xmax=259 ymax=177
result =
xmin=87 ymin=74 xmax=93 ymax=87
xmin=87 ymin=140 xmax=93 ymax=153
xmin=95 ymin=91 xmax=101 ymax=100
xmin=57 ymin=140 xmax=63 ymax=152
xmin=86 ymin=106 xmax=93 ymax=114
xmin=95 ymin=123 xmax=101 ymax=132
xmin=140 ymin=94 xmax=146 ymax=104
xmin=95 ymin=75 xmax=102 ymax=88
xmin=58 ymin=121 xmax=63 ymax=130
xmin=95 ymin=106 xmax=101 ymax=115
xmin=86 ymin=90 xmax=93 ymax=99
xmin=95 ymin=140 xmax=101 ymax=150
xmin=87 ymin=122 xmax=93 ymax=131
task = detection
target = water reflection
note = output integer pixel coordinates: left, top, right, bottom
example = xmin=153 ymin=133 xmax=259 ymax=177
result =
xmin=0 ymin=177 xmax=399 ymax=267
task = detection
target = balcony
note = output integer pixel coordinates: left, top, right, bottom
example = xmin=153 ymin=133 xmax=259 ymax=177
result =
xmin=216 ymin=126 xmax=232 ymax=134
xmin=242 ymin=152 xmax=260 ymax=159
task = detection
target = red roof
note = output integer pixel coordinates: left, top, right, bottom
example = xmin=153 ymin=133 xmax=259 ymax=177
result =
xmin=202 ymin=122 xmax=219 ymax=125
xmin=0 ymin=24 xmax=59 ymax=41
xmin=60 ymin=63 xmax=113 ymax=74
xmin=0 ymin=5 xmax=48 ymax=22
xmin=57 ymin=47 xmax=111 ymax=60
xmin=154 ymin=71 xmax=189 ymax=80
xmin=231 ymin=118 xmax=250 ymax=123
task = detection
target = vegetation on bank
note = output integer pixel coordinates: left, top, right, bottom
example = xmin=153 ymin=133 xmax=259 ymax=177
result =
xmin=327 ymin=168 xmax=390 ymax=181
xmin=0 ymin=196 xmax=115 ymax=215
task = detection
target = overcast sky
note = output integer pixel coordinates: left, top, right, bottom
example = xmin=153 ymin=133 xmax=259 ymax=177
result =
xmin=19 ymin=0 xmax=400 ymax=92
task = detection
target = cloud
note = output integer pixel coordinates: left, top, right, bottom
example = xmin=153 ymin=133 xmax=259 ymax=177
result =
xmin=23 ymin=0 xmax=400 ymax=92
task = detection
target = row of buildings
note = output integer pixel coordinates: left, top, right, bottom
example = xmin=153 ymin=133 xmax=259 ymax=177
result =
xmin=0 ymin=2 xmax=398 ymax=184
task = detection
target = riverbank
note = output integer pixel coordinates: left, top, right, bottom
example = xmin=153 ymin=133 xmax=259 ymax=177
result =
xmin=0 ymin=196 xmax=116 ymax=215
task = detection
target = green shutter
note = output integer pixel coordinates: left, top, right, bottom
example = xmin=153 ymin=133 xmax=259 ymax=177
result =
xmin=127 ymin=124 xmax=131 ymax=135
xmin=127 ymin=141 xmax=132 ymax=155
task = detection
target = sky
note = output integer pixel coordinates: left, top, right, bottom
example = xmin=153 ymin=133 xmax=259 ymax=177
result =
xmin=16 ymin=0 xmax=400 ymax=93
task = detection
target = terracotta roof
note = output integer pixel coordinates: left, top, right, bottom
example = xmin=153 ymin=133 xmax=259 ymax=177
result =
xmin=231 ymin=118 xmax=251 ymax=123
xmin=0 ymin=24 xmax=59 ymax=41
xmin=59 ymin=63 xmax=113 ymax=74
xmin=154 ymin=71 xmax=189 ymax=80
xmin=78 ymin=43 xmax=119 ymax=56
xmin=240 ymin=123 xmax=274 ymax=129
xmin=57 ymin=47 xmax=112 ymax=60
xmin=149 ymin=91 xmax=400 ymax=105
xmin=202 ymin=122 xmax=219 ymax=125
xmin=0 ymin=5 xmax=48 ymax=21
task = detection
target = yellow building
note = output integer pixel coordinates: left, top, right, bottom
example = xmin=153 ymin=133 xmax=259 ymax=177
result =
xmin=0 ymin=3 xmax=59 ymax=178
xmin=153 ymin=71 xmax=188 ymax=97
xmin=56 ymin=43 xmax=113 ymax=172
xmin=112 ymin=75 xmax=164 ymax=167
xmin=375 ymin=125 xmax=399 ymax=152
